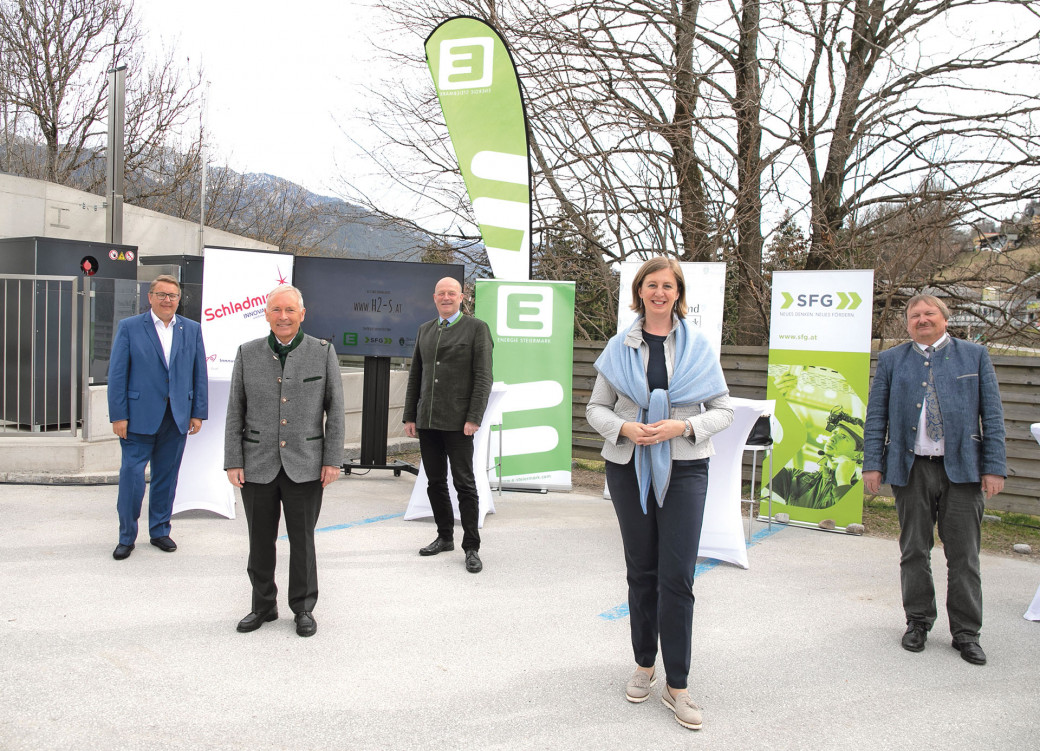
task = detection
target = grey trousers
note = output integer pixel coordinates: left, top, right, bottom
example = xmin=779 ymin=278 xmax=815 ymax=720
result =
xmin=894 ymin=456 xmax=984 ymax=642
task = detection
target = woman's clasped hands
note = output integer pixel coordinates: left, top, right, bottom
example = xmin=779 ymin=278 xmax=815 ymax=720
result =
xmin=620 ymin=419 xmax=687 ymax=446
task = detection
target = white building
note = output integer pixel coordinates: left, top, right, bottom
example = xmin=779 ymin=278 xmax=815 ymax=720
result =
xmin=0 ymin=173 xmax=278 ymax=254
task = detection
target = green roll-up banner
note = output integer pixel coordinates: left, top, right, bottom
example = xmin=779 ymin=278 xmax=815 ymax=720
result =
xmin=426 ymin=17 xmax=531 ymax=281
xmin=475 ymin=280 xmax=575 ymax=489
xmin=765 ymin=270 xmax=875 ymax=529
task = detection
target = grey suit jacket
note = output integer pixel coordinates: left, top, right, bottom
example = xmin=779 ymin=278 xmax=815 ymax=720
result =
xmin=224 ymin=334 xmax=345 ymax=484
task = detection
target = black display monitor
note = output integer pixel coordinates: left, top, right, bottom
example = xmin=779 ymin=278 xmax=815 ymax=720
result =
xmin=292 ymin=257 xmax=464 ymax=358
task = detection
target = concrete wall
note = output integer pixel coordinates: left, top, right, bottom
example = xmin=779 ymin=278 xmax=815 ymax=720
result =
xmin=0 ymin=173 xmax=278 ymax=255
xmin=85 ymin=369 xmax=411 ymax=447
xmin=0 ymin=368 xmax=413 ymax=480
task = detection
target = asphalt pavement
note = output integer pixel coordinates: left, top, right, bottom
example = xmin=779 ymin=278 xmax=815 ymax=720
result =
xmin=1 ymin=473 xmax=1038 ymax=750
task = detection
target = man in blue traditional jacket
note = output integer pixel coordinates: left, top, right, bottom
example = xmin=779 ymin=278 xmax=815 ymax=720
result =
xmin=864 ymin=294 xmax=1006 ymax=666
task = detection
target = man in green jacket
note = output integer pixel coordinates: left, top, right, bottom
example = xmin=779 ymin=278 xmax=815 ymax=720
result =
xmin=404 ymin=277 xmax=493 ymax=573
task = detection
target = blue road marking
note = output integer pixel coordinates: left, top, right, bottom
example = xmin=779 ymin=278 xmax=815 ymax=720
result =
xmin=278 ymin=512 xmax=404 ymax=540
xmin=598 ymin=523 xmax=787 ymax=620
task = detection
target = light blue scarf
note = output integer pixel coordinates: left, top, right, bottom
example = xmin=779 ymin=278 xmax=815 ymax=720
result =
xmin=594 ymin=317 xmax=728 ymax=513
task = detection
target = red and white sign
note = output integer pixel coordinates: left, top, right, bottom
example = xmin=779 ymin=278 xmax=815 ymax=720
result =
xmin=200 ymin=247 xmax=294 ymax=380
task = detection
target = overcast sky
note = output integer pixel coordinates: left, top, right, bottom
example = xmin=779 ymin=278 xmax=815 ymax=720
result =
xmin=131 ymin=1 xmax=1033 ymax=234
xmin=134 ymin=0 xmax=397 ymax=199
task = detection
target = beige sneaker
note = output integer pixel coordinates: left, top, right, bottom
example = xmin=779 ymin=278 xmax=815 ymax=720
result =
xmin=625 ymin=668 xmax=656 ymax=703
xmin=661 ymin=689 xmax=703 ymax=730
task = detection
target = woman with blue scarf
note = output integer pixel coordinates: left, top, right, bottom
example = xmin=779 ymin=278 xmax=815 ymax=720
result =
xmin=587 ymin=257 xmax=733 ymax=731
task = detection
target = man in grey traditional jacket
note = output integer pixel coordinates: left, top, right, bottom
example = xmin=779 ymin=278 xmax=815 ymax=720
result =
xmin=404 ymin=277 xmax=493 ymax=573
xmin=225 ymin=284 xmax=344 ymax=637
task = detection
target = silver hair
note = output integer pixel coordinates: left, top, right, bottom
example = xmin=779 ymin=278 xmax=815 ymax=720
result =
xmin=266 ymin=284 xmax=304 ymax=310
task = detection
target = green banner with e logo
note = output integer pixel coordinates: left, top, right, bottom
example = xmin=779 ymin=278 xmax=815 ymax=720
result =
xmin=426 ymin=17 xmax=531 ymax=282
xmin=475 ymin=280 xmax=575 ymax=490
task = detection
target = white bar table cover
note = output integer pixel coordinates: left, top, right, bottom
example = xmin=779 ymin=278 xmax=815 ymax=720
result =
xmin=172 ymin=377 xmax=236 ymax=519
xmin=695 ymin=398 xmax=772 ymax=569
xmin=404 ymin=385 xmax=508 ymax=528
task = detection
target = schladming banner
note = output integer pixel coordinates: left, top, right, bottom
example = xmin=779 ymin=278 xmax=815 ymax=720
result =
xmin=200 ymin=247 xmax=294 ymax=380
xmin=426 ymin=17 xmax=531 ymax=281
xmin=765 ymin=270 xmax=874 ymax=529
xmin=174 ymin=247 xmax=296 ymax=520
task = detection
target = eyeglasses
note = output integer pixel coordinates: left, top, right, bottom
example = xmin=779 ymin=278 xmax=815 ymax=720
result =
xmin=151 ymin=292 xmax=180 ymax=301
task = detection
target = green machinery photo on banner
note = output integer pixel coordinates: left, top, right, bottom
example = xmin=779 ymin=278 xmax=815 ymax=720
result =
xmin=426 ymin=17 xmax=531 ymax=281
xmin=766 ymin=270 xmax=875 ymax=529
xmin=475 ymin=280 xmax=575 ymax=490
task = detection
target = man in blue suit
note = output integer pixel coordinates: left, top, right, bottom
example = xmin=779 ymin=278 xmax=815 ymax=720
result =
xmin=864 ymin=294 xmax=1006 ymax=666
xmin=108 ymin=275 xmax=209 ymax=560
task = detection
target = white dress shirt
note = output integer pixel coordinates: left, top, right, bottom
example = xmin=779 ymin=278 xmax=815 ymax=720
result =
xmin=912 ymin=332 xmax=948 ymax=457
xmin=151 ymin=310 xmax=177 ymax=368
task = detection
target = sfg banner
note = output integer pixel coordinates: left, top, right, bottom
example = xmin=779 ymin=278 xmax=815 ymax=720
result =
xmin=475 ymin=280 xmax=575 ymax=489
xmin=765 ymin=270 xmax=874 ymax=529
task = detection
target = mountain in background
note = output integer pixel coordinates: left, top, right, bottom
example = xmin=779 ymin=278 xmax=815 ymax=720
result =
xmin=233 ymin=172 xmax=432 ymax=263
xmin=0 ymin=133 xmax=434 ymax=263
xmin=232 ymin=173 xmax=496 ymax=281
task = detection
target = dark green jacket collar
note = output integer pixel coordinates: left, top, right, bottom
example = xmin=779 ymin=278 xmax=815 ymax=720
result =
xmin=268 ymin=330 xmax=304 ymax=367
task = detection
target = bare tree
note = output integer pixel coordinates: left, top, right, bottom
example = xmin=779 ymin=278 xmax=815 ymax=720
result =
xmin=352 ymin=0 xmax=778 ymax=339
xmin=0 ymin=0 xmax=203 ymax=201
xmin=0 ymin=0 xmax=126 ymax=183
xmin=535 ymin=218 xmax=619 ymax=339
xmin=775 ymin=0 xmax=1040 ymax=270
xmin=350 ymin=0 xmax=1040 ymax=346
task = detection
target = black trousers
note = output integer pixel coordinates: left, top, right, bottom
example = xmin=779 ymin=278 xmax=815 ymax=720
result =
xmin=607 ymin=458 xmax=709 ymax=691
xmin=241 ymin=468 xmax=323 ymax=614
xmin=418 ymin=428 xmax=480 ymax=551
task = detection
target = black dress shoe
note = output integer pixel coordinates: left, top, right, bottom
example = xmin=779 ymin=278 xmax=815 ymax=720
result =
xmin=901 ymin=622 xmax=927 ymax=652
xmin=295 ymin=611 xmax=317 ymax=637
xmin=112 ymin=543 xmax=134 ymax=560
xmin=150 ymin=536 xmax=177 ymax=552
xmin=237 ymin=608 xmax=278 ymax=633
xmin=419 ymin=537 xmax=455 ymax=556
xmin=465 ymin=549 xmax=482 ymax=574
xmin=953 ymin=640 xmax=987 ymax=665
